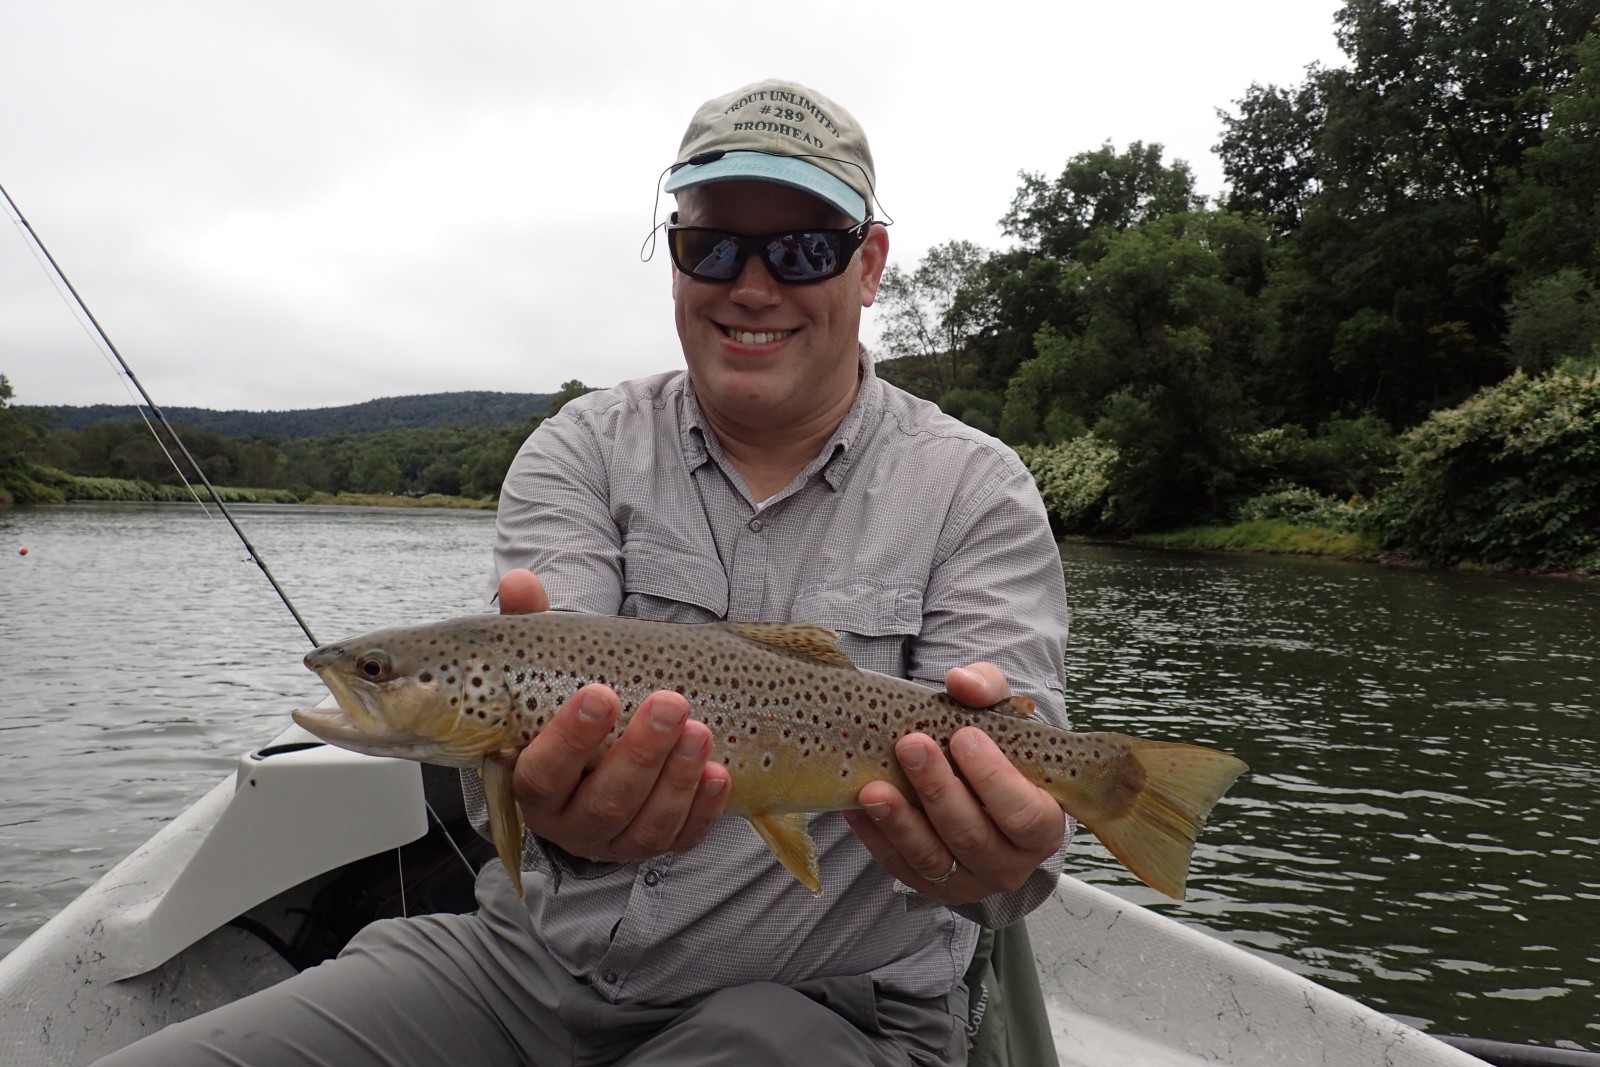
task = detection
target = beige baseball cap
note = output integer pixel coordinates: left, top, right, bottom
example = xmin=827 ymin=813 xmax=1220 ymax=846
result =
xmin=664 ymin=79 xmax=876 ymax=223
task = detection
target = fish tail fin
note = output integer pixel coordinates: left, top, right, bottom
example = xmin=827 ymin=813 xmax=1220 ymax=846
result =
xmin=1063 ymin=737 xmax=1247 ymax=901
xmin=480 ymin=758 xmax=526 ymax=898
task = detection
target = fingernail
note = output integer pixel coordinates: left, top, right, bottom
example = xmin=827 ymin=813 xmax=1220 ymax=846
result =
xmin=702 ymin=777 xmax=726 ymax=798
xmin=954 ymin=729 xmax=983 ymax=757
xmin=863 ymin=801 xmax=890 ymax=822
xmin=950 ymin=667 xmax=981 ymax=690
xmin=578 ymin=689 xmax=610 ymax=724
xmin=649 ymin=698 xmax=688 ymax=732
xmin=900 ymin=743 xmax=927 ymax=771
xmin=673 ymin=730 xmax=706 ymax=760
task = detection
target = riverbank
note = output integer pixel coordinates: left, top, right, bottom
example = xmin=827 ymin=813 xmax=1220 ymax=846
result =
xmin=1 ymin=466 xmax=494 ymax=510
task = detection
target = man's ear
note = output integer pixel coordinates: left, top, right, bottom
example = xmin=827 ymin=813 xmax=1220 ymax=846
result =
xmin=858 ymin=224 xmax=890 ymax=308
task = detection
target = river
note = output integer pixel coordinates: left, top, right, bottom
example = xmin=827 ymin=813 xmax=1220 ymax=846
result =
xmin=1 ymin=502 xmax=1595 ymax=1051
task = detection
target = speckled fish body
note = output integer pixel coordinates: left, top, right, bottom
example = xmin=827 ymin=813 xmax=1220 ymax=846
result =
xmin=294 ymin=611 xmax=1247 ymax=900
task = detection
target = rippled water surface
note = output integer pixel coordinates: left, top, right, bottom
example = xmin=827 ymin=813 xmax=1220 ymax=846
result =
xmin=1 ymin=505 xmax=1596 ymax=1049
xmin=1056 ymin=543 xmax=1598 ymax=1050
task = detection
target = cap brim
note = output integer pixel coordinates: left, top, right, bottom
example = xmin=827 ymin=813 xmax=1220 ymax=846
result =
xmin=664 ymin=152 xmax=868 ymax=223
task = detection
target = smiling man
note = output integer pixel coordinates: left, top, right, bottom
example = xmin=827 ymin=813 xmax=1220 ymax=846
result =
xmin=96 ymin=79 xmax=1071 ymax=1067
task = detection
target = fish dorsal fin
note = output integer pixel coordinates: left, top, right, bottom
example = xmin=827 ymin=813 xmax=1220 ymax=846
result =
xmin=719 ymin=622 xmax=855 ymax=670
xmin=935 ymin=692 xmax=1037 ymax=717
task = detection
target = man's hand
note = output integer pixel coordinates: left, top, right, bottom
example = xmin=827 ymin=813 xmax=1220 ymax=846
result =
xmin=842 ymin=662 xmax=1066 ymax=904
xmin=497 ymin=569 xmax=730 ymax=863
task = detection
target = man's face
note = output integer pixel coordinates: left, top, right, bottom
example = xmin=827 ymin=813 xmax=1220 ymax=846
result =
xmin=671 ymin=180 xmax=888 ymax=435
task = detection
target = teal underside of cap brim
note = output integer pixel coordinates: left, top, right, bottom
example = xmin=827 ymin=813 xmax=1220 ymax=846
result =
xmin=664 ymin=152 xmax=868 ymax=222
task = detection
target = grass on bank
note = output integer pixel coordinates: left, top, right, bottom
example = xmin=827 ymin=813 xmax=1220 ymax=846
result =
xmin=1132 ymin=519 xmax=1382 ymax=559
xmin=302 ymin=491 xmax=496 ymax=510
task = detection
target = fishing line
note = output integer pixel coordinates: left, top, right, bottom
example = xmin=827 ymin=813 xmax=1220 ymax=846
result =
xmin=0 ymin=180 xmax=319 ymax=647
xmin=4 ymin=180 xmax=482 ymax=901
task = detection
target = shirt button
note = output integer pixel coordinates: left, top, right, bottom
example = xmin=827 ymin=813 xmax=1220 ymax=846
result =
xmin=748 ymin=517 xmax=764 ymax=532
xmin=602 ymin=970 xmax=618 ymax=984
xmin=644 ymin=868 xmax=661 ymax=886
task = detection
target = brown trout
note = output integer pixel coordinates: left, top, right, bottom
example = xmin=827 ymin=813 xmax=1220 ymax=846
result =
xmin=293 ymin=612 xmax=1247 ymax=900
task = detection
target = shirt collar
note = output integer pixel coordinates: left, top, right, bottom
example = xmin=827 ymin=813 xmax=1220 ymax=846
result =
xmin=677 ymin=345 xmax=884 ymax=494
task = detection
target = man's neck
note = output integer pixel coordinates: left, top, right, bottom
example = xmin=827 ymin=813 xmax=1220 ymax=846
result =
xmin=697 ymin=375 xmax=861 ymax=503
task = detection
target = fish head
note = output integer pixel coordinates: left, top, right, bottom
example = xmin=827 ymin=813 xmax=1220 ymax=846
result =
xmin=293 ymin=619 xmax=512 ymax=767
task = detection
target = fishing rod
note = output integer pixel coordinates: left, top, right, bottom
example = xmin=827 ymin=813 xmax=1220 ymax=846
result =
xmin=3 ymin=180 xmax=482 ymax=898
xmin=1 ymin=179 xmax=320 ymax=648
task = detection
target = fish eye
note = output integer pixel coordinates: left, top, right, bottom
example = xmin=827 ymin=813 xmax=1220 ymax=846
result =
xmin=357 ymin=651 xmax=392 ymax=681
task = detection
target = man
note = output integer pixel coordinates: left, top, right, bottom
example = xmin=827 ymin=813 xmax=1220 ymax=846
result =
xmin=97 ymin=78 xmax=1070 ymax=1067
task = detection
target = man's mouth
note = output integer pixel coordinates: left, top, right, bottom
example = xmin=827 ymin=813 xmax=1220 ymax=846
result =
xmin=720 ymin=325 xmax=797 ymax=345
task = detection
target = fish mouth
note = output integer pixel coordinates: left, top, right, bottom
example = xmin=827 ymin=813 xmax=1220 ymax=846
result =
xmin=291 ymin=704 xmax=475 ymax=764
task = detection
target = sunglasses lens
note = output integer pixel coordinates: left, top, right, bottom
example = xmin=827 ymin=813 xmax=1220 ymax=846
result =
xmin=762 ymin=232 xmax=843 ymax=283
xmin=670 ymin=229 xmax=745 ymax=281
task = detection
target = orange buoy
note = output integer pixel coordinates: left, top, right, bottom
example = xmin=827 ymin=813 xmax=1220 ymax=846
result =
xmin=18 ymin=546 xmax=27 ymax=556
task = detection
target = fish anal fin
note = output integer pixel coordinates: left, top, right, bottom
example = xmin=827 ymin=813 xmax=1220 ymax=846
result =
xmin=747 ymin=812 xmax=821 ymax=895
xmin=720 ymin=622 xmax=854 ymax=670
xmin=1060 ymin=737 xmax=1247 ymax=901
xmin=480 ymin=757 xmax=526 ymax=898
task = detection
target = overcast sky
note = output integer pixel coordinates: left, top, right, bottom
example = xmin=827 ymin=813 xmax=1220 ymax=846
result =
xmin=2 ymin=0 xmax=1346 ymax=412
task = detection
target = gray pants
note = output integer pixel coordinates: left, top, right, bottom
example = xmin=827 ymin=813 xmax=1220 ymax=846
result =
xmin=93 ymin=867 xmax=967 ymax=1067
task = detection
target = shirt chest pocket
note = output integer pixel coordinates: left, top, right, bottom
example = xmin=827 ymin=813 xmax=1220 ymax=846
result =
xmin=791 ymin=582 xmax=924 ymax=678
xmin=619 ymin=528 xmax=729 ymax=624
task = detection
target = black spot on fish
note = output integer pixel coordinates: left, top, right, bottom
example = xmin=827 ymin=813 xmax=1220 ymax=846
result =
xmin=419 ymin=671 xmax=433 ymax=683
xmin=472 ymin=677 xmax=483 ymax=688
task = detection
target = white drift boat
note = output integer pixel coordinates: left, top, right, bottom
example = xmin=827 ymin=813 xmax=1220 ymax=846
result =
xmin=0 ymin=718 xmax=1587 ymax=1067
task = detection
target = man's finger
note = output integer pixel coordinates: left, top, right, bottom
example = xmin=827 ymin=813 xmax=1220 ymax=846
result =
xmin=947 ymin=727 xmax=1065 ymax=853
xmin=513 ymin=684 xmax=618 ymax=818
xmin=498 ymin=569 xmax=550 ymax=615
xmin=945 ymin=661 xmax=1010 ymax=708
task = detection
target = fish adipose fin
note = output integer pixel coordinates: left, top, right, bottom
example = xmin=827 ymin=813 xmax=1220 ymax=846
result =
xmin=746 ymin=812 xmax=821 ymax=895
xmin=1074 ymin=738 xmax=1248 ymax=901
xmin=480 ymin=757 xmax=526 ymax=898
xmin=720 ymin=622 xmax=855 ymax=670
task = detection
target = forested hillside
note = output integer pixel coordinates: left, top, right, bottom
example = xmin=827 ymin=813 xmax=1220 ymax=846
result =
xmin=25 ymin=391 xmax=557 ymax=438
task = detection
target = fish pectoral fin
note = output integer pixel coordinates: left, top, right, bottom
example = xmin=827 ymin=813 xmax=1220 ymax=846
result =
xmin=747 ymin=813 xmax=821 ymax=895
xmin=719 ymin=622 xmax=855 ymax=670
xmin=997 ymin=695 xmax=1036 ymax=717
xmin=480 ymin=757 xmax=526 ymax=898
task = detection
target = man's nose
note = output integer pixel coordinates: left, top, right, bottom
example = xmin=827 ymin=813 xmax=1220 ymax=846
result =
xmin=729 ymin=250 xmax=783 ymax=307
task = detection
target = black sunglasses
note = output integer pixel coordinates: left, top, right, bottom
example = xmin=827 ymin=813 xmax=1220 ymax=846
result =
xmin=666 ymin=219 xmax=872 ymax=285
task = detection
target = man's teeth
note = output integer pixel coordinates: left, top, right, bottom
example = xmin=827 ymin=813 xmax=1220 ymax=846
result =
xmin=728 ymin=328 xmax=794 ymax=344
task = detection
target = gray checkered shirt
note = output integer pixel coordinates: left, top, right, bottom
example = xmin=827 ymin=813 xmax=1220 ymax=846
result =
xmin=468 ymin=354 xmax=1070 ymax=1003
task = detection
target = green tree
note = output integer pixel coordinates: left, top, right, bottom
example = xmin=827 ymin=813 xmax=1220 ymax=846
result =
xmin=1218 ymin=0 xmax=1600 ymax=428
xmin=1001 ymin=141 xmax=1204 ymax=264
xmin=1500 ymin=30 xmax=1600 ymax=284
xmin=876 ymin=240 xmax=991 ymax=398
xmin=1001 ymin=210 xmax=1271 ymax=528
xmin=1216 ymin=79 xmax=1326 ymax=233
